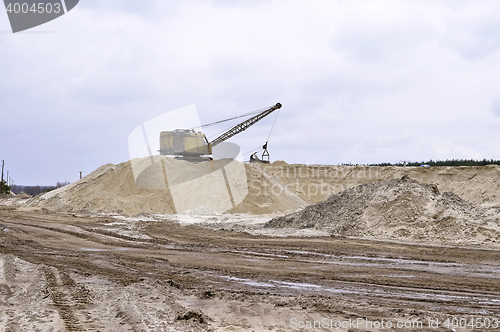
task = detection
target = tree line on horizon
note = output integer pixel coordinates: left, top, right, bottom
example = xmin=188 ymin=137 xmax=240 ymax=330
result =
xmin=11 ymin=181 xmax=70 ymax=196
xmin=368 ymin=159 xmax=500 ymax=167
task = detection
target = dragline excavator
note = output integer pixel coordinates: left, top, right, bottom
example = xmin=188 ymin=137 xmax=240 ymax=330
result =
xmin=158 ymin=103 xmax=282 ymax=162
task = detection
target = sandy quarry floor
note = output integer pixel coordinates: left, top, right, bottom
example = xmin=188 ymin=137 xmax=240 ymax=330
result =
xmin=1 ymin=205 xmax=500 ymax=331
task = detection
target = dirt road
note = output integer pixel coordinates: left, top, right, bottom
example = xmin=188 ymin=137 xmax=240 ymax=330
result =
xmin=1 ymin=207 xmax=500 ymax=331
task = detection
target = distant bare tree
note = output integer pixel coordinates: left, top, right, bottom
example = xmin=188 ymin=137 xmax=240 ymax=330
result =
xmin=56 ymin=181 xmax=70 ymax=188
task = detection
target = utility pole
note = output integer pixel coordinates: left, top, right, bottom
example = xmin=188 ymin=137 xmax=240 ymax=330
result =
xmin=1 ymin=160 xmax=4 ymax=194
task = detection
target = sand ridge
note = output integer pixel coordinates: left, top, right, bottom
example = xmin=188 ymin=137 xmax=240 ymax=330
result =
xmin=266 ymin=175 xmax=500 ymax=245
xmin=20 ymin=159 xmax=500 ymax=220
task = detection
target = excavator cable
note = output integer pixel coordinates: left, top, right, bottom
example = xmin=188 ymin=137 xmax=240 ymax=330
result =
xmin=207 ymin=122 xmax=240 ymax=140
xmin=267 ymin=109 xmax=281 ymax=142
xmin=225 ymin=107 xmax=281 ymax=159
xmin=191 ymin=105 xmax=274 ymax=130
xmin=242 ymin=110 xmax=281 ymax=157
xmin=242 ymin=146 xmax=263 ymax=156
xmin=266 ymin=108 xmax=281 ymax=143
xmin=206 ymin=103 xmax=281 ymax=146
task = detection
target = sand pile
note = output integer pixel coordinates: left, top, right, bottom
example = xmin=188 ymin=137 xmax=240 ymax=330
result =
xmin=21 ymin=157 xmax=306 ymax=216
xmin=22 ymin=162 xmax=170 ymax=216
xmin=265 ymin=176 xmax=500 ymax=245
xmin=229 ymin=163 xmax=307 ymax=214
xmin=20 ymin=158 xmax=500 ymax=220
xmin=260 ymin=163 xmax=500 ymax=207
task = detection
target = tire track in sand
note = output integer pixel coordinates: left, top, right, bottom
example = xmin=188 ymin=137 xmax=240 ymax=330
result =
xmin=44 ymin=267 xmax=102 ymax=331
xmin=0 ymin=257 xmax=14 ymax=304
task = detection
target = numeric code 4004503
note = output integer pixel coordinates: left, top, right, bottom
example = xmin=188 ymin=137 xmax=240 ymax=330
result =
xmin=439 ymin=317 xmax=499 ymax=329
xmin=6 ymin=3 xmax=62 ymax=14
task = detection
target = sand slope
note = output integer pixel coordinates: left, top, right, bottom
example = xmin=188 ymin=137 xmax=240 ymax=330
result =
xmin=22 ymin=161 xmax=177 ymax=216
xmin=266 ymin=175 xmax=500 ymax=245
xmin=22 ymin=158 xmax=307 ymax=216
xmin=257 ymin=162 xmax=500 ymax=207
xmin=21 ymin=159 xmax=500 ymax=218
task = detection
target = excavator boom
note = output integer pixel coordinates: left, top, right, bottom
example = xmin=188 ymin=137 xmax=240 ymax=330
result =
xmin=209 ymin=103 xmax=282 ymax=148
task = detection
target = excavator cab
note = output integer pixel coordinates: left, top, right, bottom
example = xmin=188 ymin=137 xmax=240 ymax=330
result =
xmin=159 ymin=129 xmax=211 ymax=157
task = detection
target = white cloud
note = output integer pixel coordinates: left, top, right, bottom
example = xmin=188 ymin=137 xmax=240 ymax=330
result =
xmin=1 ymin=0 xmax=500 ymax=184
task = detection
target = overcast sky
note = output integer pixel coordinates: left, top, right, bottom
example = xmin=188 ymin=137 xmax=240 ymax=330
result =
xmin=1 ymin=0 xmax=500 ymax=185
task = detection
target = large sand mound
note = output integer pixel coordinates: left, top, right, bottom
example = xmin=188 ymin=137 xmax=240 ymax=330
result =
xmin=22 ymin=162 xmax=171 ymax=216
xmin=21 ymin=159 xmax=500 ymax=220
xmin=265 ymin=175 xmax=500 ymax=245
xmin=258 ymin=162 xmax=500 ymax=207
xmin=21 ymin=157 xmax=306 ymax=216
